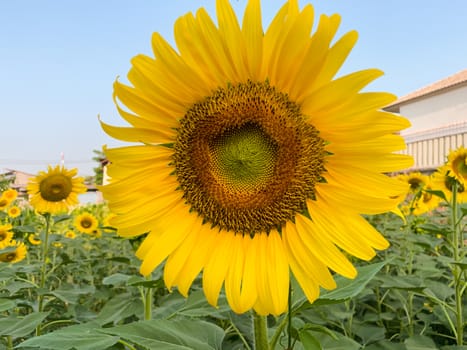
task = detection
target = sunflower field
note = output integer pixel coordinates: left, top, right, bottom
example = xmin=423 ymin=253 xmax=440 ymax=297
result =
xmin=2 ymin=0 xmax=467 ymax=349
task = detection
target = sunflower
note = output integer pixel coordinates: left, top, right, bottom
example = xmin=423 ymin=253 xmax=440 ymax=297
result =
xmin=89 ymin=229 xmax=102 ymax=239
xmin=52 ymin=242 xmax=63 ymax=248
xmin=100 ymin=0 xmax=412 ymax=315
xmin=0 ymin=240 xmax=27 ymax=263
xmin=399 ymin=172 xmax=428 ymax=194
xmin=0 ymin=196 xmax=9 ymax=211
xmin=27 ymin=165 xmax=87 ymax=214
xmin=447 ymin=146 xmax=467 ymax=185
xmin=412 ymin=178 xmax=441 ymax=215
xmin=0 ymin=224 xmax=13 ymax=249
xmin=74 ymin=212 xmax=99 ymax=234
xmin=2 ymin=189 xmax=18 ymax=202
xmin=28 ymin=234 xmax=42 ymax=246
xmin=432 ymin=165 xmax=467 ymax=203
xmin=7 ymin=205 xmax=21 ymax=218
xmin=65 ymin=230 xmax=76 ymax=239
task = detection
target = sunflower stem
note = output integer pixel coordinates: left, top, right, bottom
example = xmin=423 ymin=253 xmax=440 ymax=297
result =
xmin=143 ymin=275 xmax=153 ymax=321
xmin=36 ymin=213 xmax=51 ymax=336
xmin=451 ymin=182 xmax=464 ymax=346
xmin=253 ymin=312 xmax=269 ymax=350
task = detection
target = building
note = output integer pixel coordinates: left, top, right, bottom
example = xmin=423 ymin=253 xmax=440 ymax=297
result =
xmin=385 ymin=69 xmax=467 ymax=173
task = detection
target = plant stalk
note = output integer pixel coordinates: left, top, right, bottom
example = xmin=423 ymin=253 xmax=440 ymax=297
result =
xmin=451 ymin=182 xmax=464 ymax=346
xmin=253 ymin=312 xmax=269 ymax=350
xmin=36 ymin=213 xmax=52 ymax=336
xmin=144 ymin=275 xmax=153 ymax=321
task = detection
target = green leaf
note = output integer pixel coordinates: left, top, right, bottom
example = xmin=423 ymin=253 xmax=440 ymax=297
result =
xmin=177 ymin=290 xmax=230 ymax=318
xmin=0 ymin=298 xmax=15 ymax=312
xmin=0 ymin=312 xmax=49 ymax=337
xmin=352 ymin=324 xmax=386 ymax=345
xmin=101 ymin=319 xmax=225 ymax=350
xmin=299 ymin=330 xmax=322 ymax=350
xmin=3 ymin=281 xmax=35 ymax=295
xmin=11 ymin=224 xmax=36 ymax=233
xmin=317 ymin=261 xmax=387 ymax=302
xmin=17 ymin=323 xmax=119 ymax=350
xmin=365 ymin=340 xmax=407 ymax=350
xmin=459 ymin=205 xmax=467 ymax=218
xmin=0 ymin=265 xmax=15 ymax=281
xmin=51 ymin=285 xmax=96 ymax=304
xmin=315 ymin=334 xmax=361 ymax=350
xmin=52 ymin=214 xmax=72 ymax=223
xmin=95 ymin=293 xmax=143 ymax=325
xmin=379 ymin=275 xmax=426 ymax=291
xmin=425 ymin=189 xmax=447 ymax=201
xmin=126 ymin=275 xmax=162 ymax=288
xmin=101 ymin=273 xmax=132 ymax=286
xmin=441 ymin=346 xmax=467 ymax=350
xmin=106 ymin=256 xmax=131 ymax=264
xmin=404 ymin=335 xmax=438 ymax=350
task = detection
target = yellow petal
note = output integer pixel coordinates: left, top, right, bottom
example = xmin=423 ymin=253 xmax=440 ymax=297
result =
xmin=241 ymin=0 xmax=263 ymax=79
xmin=203 ymin=229 xmax=235 ymax=307
xmin=265 ymin=230 xmax=289 ymax=315
xmin=216 ymin=0 xmax=248 ymax=82
xmin=138 ymin=209 xmax=199 ymax=275
xmin=283 ymin=221 xmax=336 ymax=290
xmin=295 ymin=214 xmax=356 ymax=278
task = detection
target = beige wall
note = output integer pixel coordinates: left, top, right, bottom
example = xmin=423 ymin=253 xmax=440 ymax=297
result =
xmin=399 ymin=85 xmax=467 ymax=134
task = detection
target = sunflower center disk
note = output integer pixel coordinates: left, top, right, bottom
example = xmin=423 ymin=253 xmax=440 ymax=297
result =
xmin=173 ymin=81 xmax=326 ymax=235
xmin=211 ymin=124 xmax=277 ymax=192
xmin=39 ymin=174 xmax=73 ymax=202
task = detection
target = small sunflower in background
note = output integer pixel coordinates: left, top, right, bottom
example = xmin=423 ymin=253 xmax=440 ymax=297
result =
xmin=27 ymin=165 xmax=87 ymax=214
xmin=400 ymin=172 xmax=429 ymax=194
xmin=89 ymin=229 xmax=102 ymax=239
xmin=52 ymin=242 xmax=63 ymax=248
xmin=64 ymin=231 xmax=76 ymax=239
xmin=28 ymin=234 xmax=42 ymax=246
xmin=74 ymin=212 xmax=99 ymax=234
xmin=0 ymin=224 xmax=14 ymax=249
xmin=0 ymin=240 xmax=27 ymax=263
xmin=0 ymin=196 xmax=9 ymax=211
xmin=2 ymin=189 xmax=18 ymax=202
xmin=100 ymin=0 xmax=412 ymax=315
xmin=432 ymin=165 xmax=467 ymax=203
xmin=412 ymin=178 xmax=441 ymax=216
xmin=7 ymin=205 xmax=21 ymax=219
xmin=447 ymin=146 xmax=467 ymax=185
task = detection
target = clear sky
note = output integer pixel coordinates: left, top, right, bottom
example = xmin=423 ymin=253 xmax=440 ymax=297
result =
xmin=1 ymin=0 xmax=466 ymax=176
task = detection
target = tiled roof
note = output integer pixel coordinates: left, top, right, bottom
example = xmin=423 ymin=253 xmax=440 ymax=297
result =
xmin=386 ymin=69 xmax=467 ymax=111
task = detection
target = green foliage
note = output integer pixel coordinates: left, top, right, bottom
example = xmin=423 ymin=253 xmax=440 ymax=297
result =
xmin=92 ymin=149 xmax=106 ymax=186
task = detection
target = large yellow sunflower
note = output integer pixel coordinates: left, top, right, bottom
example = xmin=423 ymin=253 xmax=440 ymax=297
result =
xmin=100 ymin=0 xmax=412 ymax=315
xmin=73 ymin=212 xmax=99 ymax=234
xmin=447 ymin=146 xmax=467 ymax=185
xmin=0 ymin=240 xmax=27 ymax=263
xmin=27 ymin=166 xmax=87 ymax=214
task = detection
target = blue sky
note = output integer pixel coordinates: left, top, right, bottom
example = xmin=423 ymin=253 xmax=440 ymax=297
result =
xmin=1 ymin=0 xmax=466 ymax=176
